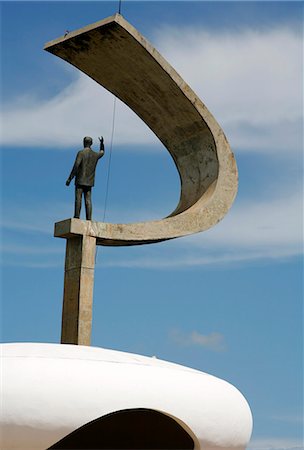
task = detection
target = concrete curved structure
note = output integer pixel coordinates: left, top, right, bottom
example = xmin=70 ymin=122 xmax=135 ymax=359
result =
xmin=1 ymin=343 xmax=252 ymax=449
xmin=45 ymin=14 xmax=238 ymax=246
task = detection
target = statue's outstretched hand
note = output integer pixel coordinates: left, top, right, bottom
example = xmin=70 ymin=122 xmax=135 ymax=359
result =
xmin=66 ymin=179 xmax=71 ymax=186
xmin=98 ymin=136 xmax=105 ymax=154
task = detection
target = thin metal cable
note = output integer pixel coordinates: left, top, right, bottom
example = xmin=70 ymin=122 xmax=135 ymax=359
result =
xmin=101 ymin=0 xmax=121 ymax=223
xmin=95 ymin=96 xmax=117 ymax=265
xmin=96 ymin=3 xmax=121 ymax=266
xmin=103 ymin=96 xmax=117 ymax=222
xmin=102 ymin=0 xmax=122 ymax=218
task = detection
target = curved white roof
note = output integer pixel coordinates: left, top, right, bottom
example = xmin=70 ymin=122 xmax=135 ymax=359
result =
xmin=1 ymin=343 xmax=252 ymax=449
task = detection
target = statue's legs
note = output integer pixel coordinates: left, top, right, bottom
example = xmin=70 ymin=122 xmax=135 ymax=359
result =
xmin=84 ymin=188 xmax=92 ymax=221
xmin=74 ymin=186 xmax=82 ymax=219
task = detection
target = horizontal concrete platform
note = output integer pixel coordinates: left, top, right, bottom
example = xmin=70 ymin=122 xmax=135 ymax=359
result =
xmin=54 ymin=218 xmax=171 ymax=246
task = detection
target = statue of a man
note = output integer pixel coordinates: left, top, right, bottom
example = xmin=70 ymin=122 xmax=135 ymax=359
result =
xmin=66 ymin=136 xmax=105 ymax=220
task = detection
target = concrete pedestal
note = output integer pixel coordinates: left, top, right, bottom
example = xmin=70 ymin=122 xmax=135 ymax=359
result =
xmin=61 ymin=235 xmax=96 ymax=345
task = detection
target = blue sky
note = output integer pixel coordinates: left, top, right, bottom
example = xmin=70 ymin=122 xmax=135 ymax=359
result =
xmin=0 ymin=1 xmax=303 ymax=448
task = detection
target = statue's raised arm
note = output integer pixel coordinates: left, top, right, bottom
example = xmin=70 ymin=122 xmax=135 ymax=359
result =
xmin=98 ymin=136 xmax=105 ymax=157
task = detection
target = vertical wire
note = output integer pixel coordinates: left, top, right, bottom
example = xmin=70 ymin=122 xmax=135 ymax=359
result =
xmin=96 ymin=0 xmax=120 ymax=264
xmin=103 ymin=96 xmax=117 ymax=222
xmin=95 ymin=95 xmax=117 ymax=265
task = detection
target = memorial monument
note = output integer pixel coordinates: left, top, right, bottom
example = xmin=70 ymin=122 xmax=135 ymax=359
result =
xmin=50 ymin=13 xmax=238 ymax=348
xmin=1 ymin=13 xmax=252 ymax=450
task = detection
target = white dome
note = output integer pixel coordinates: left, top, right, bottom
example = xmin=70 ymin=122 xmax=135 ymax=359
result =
xmin=1 ymin=343 xmax=252 ymax=449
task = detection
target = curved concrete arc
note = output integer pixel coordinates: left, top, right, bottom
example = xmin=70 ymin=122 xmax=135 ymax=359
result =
xmin=45 ymin=14 xmax=238 ymax=246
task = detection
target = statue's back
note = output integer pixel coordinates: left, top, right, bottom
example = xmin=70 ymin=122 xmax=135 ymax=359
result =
xmin=75 ymin=148 xmax=101 ymax=187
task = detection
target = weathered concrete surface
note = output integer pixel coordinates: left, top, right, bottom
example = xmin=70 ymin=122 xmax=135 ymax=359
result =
xmin=61 ymin=235 xmax=96 ymax=345
xmin=46 ymin=13 xmax=238 ymax=246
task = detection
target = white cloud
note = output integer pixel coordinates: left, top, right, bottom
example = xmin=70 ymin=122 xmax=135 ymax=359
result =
xmin=102 ymin=187 xmax=302 ymax=268
xmin=2 ymin=260 xmax=62 ymax=269
xmin=1 ymin=244 xmax=61 ymax=255
xmin=155 ymin=27 xmax=302 ymax=153
xmin=101 ymin=247 xmax=300 ymax=270
xmin=248 ymin=438 xmax=303 ymax=450
xmin=271 ymin=414 xmax=303 ymax=425
xmin=170 ymin=329 xmax=226 ymax=352
xmin=1 ymin=27 xmax=302 ymax=152
xmin=187 ymin=190 xmax=303 ymax=254
xmin=2 ymin=187 xmax=302 ymax=268
xmin=1 ymin=75 xmax=158 ymax=149
xmin=0 ymin=202 xmax=71 ymax=234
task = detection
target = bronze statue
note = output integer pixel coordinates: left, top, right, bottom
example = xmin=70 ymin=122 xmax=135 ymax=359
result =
xmin=66 ymin=136 xmax=105 ymax=220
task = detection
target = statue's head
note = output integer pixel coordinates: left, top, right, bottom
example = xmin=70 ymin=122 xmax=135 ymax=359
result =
xmin=83 ymin=136 xmax=93 ymax=148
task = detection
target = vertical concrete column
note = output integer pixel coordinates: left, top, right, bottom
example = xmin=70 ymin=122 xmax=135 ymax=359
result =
xmin=61 ymin=235 xmax=96 ymax=346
